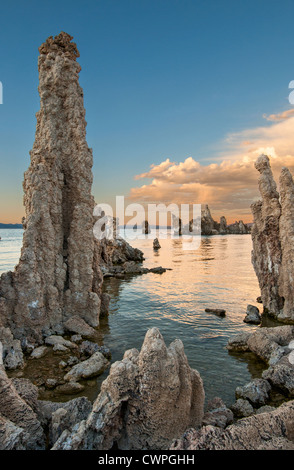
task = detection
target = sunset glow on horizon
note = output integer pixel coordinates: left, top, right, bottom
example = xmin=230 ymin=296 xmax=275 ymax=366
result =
xmin=1 ymin=1 xmax=294 ymax=226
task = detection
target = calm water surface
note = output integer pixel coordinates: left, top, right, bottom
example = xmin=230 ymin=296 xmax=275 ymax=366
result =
xmin=0 ymin=228 xmax=264 ymax=406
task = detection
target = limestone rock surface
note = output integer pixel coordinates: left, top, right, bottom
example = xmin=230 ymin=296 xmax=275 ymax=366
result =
xmin=0 ymin=356 xmax=45 ymax=449
xmin=170 ymin=400 xmax=294 ymax=450
xmin=251 ymin=154 xmax=294 ymax=322
xmin=63 ymin=351 xmax=109 ymax=382
xmin=52 ymin=328 xmax=205 ymax=450
xmin=0 ymin=32 xmax=104 ymax=345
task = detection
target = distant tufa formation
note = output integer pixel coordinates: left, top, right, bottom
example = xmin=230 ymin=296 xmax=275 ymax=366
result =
xmin=187 ymin=204 xmax=250 ymax=236
xmin=251 ymin=154 xmax=294 ymax=323
xmin=0 ymin=33 xmax=116 ymax=346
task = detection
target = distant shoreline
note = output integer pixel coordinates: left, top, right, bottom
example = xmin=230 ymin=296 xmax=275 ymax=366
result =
xmin=0 ymin=223 xmax=23 ymax=229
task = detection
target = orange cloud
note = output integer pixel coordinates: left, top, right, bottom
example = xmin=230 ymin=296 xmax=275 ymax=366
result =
xmin=263 ymin=109 xmax=294 ymax=122
xmin=128 ymin=110 xmax=294 ymax=224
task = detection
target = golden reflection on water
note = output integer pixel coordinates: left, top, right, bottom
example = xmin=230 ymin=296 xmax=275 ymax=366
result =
xmin=100 ymin=232 xmax=266 ymax=406
xmin=0 ymin=229 xmax=268 ymax=407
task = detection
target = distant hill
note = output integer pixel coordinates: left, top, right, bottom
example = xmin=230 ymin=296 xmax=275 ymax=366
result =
xmin=0 ymin=223 xmax=23 ymax=229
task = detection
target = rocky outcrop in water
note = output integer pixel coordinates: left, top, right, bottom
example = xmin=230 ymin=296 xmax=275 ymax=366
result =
xmin=172 ymin=325 xmax=294 ymax=450
xmin=227 ymin=220 xmax=250 ymax=234
xmin=52 ymin=328 xmax=205 ymax=450
xmin=219 ymin=216 xmax=228 ymax=234
xmin=153 ymin=238 xmax=161 ymax=250
xmin=0 ymin=32 xmax=104 ymax=345
xmin=200 ymin=205 xmax=216 ymax=235
xmin=243 ymin=304 xmax=261 ymax=324
xmin=227 ymin=325 xmax=294 ymax=365
xmin=98 ymin=233 xmax=168 ymax=277
xmin=142 ymin=220 xmax=151 ymax=234
xmin=172 ymin=215 xmax=182 ymax=236
xmin=251 ymin=154 xmax=294 ymax=322
xmin=187 ymin=205 xmax=250 ymax=236
xmin=227 ymin=325 xmax=294 ymax=410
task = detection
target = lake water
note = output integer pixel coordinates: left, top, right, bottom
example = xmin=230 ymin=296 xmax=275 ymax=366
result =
xmin=0 ymin=228 xmax=265 ymax=407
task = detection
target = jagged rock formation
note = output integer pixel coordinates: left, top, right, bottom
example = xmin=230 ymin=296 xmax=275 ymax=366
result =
xmin=0 ymin=32 xmax=103 ymax=345
xmin=187 ymin=205 xmax=249 ymax=236
xmin=172 ymin=324 xmax=294 ymax=450
xmin=201 ymin=204 xmax=215 ymax=235
xmin=0 ymin=340 xmax=93 ymax=450
xmin=0 ymin=355 xmax=45 ymax=450
xmin=251 ymin=154 xmax=294 ymax=322
xmin=99 ymin=237 xmax=144 ymax=270
xmin=93 ymin=211 xmax=150 ymax=276
xmin=227 ymin=220 xmax=250 ymax=234
xmin=170 ymin=400 xmax=294 ymax=450
xmin=97 ymin=229 xmax=168 ymax=277
xmin=219 ymin=216 xmax=228 ymax=234
xmin=52 ymin=328 xmax=205 ymax=450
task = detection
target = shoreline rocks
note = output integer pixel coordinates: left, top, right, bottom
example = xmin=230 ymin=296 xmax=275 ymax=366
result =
xmin=0 ymin=360 xmax=45 ymax=450
xmin=63 ymin=351 xmax=109 ymax=382
xmin=52 ymin=328 xmax=205 ymax=450
xmin=170 ymin=400 xmax=294 ymax=450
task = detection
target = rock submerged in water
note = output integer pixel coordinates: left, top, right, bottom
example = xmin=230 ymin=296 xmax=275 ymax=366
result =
xmin=205 ymin=308 xmax=226 ymax=317
xmin=142 ymin=220 xmax=151 ymax=234
xmin=30 ymin=346 xmax=48 ymax=360
xmin=227 ymin=325 xmax=294 ymax=412
xmin=153 ymin=238 xmax=161 ymax=250
xmin=243 ymin=304 xmax=261 ymax=324
xmin=44 ymin=335 xmax=77 ymax=351
xmin=63 ymin=351 xmax=109 ymax=382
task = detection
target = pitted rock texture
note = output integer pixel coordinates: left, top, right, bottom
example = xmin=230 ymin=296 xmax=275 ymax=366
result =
xmin=0 ymin=32 xmax=103 ymax=345
xmin=227 ymin=325 xmax=294 ymax=364
xmin=170 ymin=400 xmax=294 ymax=450
xmin=0 ymin=360 xmax=45 ymax=450
xmin=52 ymin=328 xmax=205 ymax=450
xmin=251 ymin=154 xmax=294 ymax=322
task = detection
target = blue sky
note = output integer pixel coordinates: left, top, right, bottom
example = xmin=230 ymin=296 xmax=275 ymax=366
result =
xmin=0 ymin=0 xmax=294 ymax=222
